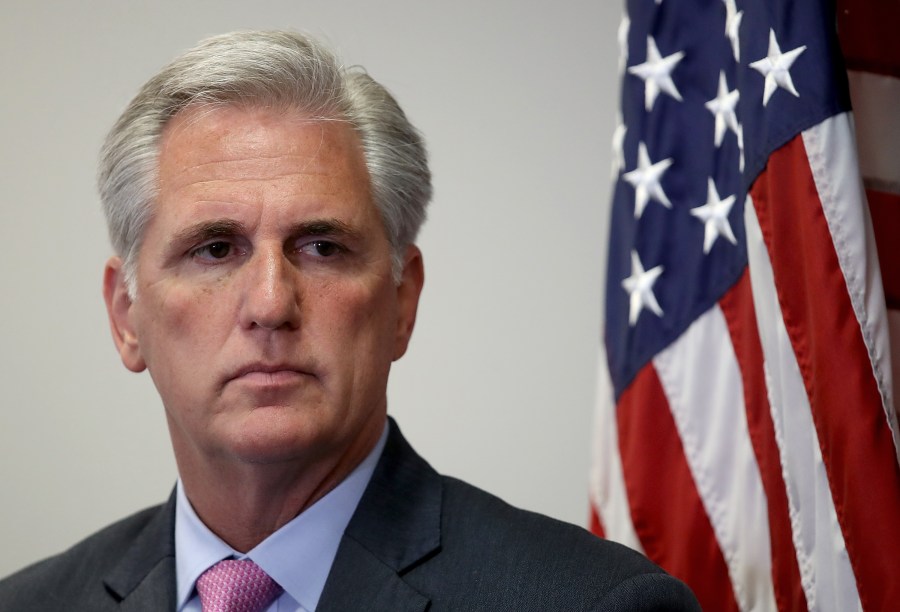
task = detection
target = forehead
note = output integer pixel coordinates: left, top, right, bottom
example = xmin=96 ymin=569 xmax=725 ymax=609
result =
xmin=157 ymin=104 xmax=370 ymax=192
xmin=146 ymin=105 xmax=383 ymax=246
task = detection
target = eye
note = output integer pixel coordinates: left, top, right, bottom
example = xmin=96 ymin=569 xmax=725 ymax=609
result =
xmin=299 ymin=240 xmax=343 ymax=258
xmin=192 ymin=241 xmax=233 ymax=261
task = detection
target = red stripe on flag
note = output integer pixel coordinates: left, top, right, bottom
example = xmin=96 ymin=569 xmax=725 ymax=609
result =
xmin=617 ymin=365 xmax=738 ymax=612
xmin=588 ymin=504 xmax=605 ymax=538
xmin=837 ymin=0 xmax=900 ymax=77
xmin=719 ymin=271 xmax=808 ymax=612
xmin=868 ymin=188 xmax=900 ymax=308
xmin=750 ymin=134 xmax=900 ymax=611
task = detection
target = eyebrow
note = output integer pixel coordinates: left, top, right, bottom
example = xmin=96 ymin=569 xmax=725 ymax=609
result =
xmin=170 ymin=219 xmax=246 ymax=249
xmin=288 ymin=218 xmax=359 ymax=240
xmin=169 ymin=217 xmax=361 ymax=249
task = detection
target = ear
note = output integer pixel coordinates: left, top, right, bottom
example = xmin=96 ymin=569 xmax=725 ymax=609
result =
xmin=103 ymin=257 xmax=147 ymax=373
xmin=392 ymin=245 xmax=425 ymax=361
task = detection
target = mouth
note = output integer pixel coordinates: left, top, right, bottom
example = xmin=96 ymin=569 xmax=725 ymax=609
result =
xmin=225 ymin=363 xmax=312 ymax=389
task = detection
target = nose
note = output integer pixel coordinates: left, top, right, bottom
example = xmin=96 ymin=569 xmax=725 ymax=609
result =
xmin=239 ymin=246 xmax=301 ymax=331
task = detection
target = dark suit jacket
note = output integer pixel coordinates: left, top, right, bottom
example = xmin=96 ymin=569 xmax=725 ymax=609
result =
xmin=0 ymin=421 xmax=700 ymax=611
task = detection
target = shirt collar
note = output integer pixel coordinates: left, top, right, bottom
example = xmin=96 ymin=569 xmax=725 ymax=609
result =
xmin=175 ymin=421 xmax=388 ymax=611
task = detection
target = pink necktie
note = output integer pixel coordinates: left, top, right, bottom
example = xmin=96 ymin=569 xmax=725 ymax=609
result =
xmin=196 ymin=559 xmax=283 ymax=612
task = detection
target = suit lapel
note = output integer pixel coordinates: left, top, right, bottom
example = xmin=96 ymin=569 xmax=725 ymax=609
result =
xmin=96 ymin=422 xmax=439 ymax=611
xmin=317 ymin=538 xmax=429 ymax=611
xmin=318 ymin=419 xmax=442 ymax=612
xmin=103 ymin=492 xmax=177 ymax=611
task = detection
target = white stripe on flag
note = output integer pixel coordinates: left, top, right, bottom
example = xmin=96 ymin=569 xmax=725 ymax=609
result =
xmin=744 ymin=197 xmax=861 ymax=612
xmin=802 ymin=113 xmax=899 ymax=461
xmin=590 ymin=345 xmax=644 ymax=553
xmin=652 ymin=306 xmax=776 ymax=612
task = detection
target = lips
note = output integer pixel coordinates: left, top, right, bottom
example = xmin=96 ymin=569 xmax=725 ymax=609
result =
xmin=225 ymin=363 xmax=312 ymax=387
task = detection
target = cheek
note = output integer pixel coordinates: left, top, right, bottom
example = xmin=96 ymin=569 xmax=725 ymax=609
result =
xmin=312 ymin=279 xmax=398 ymax=360
xmin=136 ymin=282 xmax=225 ymax=369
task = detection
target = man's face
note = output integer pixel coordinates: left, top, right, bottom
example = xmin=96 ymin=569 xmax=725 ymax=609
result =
xmin=104 ymin=105 xmax=423 ymax=469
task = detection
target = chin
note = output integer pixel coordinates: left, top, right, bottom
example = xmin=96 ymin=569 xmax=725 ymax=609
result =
xmin=223 ymin=418 xmax=312 ymax=463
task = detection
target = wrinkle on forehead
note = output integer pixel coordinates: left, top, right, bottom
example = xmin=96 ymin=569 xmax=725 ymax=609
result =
xmin=157 ymin=105 xmax=368 ymax=199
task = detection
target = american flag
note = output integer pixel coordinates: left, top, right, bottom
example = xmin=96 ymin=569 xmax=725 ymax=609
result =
xmin=590 ymin=1 xmax=900 ymax=610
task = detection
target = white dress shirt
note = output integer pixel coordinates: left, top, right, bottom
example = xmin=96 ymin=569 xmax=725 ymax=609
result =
xmin=175 ymin=423 xmax=388 ymax=612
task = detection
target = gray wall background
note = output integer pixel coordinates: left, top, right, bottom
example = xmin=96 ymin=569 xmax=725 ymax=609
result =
xmin=0 ymin=0 xmax=621 ymax=578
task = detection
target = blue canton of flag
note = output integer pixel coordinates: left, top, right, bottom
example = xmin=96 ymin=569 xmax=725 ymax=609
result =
xmin=606 ymin=0 xmax=849 ymax=397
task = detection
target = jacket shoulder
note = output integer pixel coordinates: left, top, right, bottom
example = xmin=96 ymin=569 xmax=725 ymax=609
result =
xmin=440 ymin=476 xmax=652 ymax=569
xmin=0 ymin=504 xmax=165 ymax=610
xmin=333 ymin=420 xmax=700 ymax=610
xmin=410 ymin=476 xmax=699 ymax=611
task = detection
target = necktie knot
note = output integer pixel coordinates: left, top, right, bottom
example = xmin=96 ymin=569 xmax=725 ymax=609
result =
xmin=196 ymin=559 xmax=283 ymax=612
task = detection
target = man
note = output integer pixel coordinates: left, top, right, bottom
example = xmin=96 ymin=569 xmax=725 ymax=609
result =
xmin=0 ymin=31 xmax=699 ymax=610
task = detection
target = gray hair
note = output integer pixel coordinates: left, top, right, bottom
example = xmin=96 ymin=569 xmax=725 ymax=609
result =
xmin=98 ymin=30 xmax=431 ymax=294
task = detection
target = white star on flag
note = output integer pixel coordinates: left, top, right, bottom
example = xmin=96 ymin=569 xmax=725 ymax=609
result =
xmin=690 ymin=178 xmax=738 ymax=253
xmin=622 ymin=250 xmax=664 ymax=326
xmin=618 ymin=14 xmax=631 ymax=73
xmin=749 ymin=29 xmax=807 ymax=106
xmin=628 ymin=37 xmax=685 ymax=111
xmin=723 ymin=0 xmax=743 ymax=61
xmin=611 ymin=112 xmax=627 ymax=177
xmin=705 ymin=71 xmax=741 ymax=147
xmin=623 ymin=142 xmax=673 ymax=218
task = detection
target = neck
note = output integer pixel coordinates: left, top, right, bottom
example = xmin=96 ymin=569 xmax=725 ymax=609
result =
xmin=174 ymin=421 xmax=384 ymax=552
